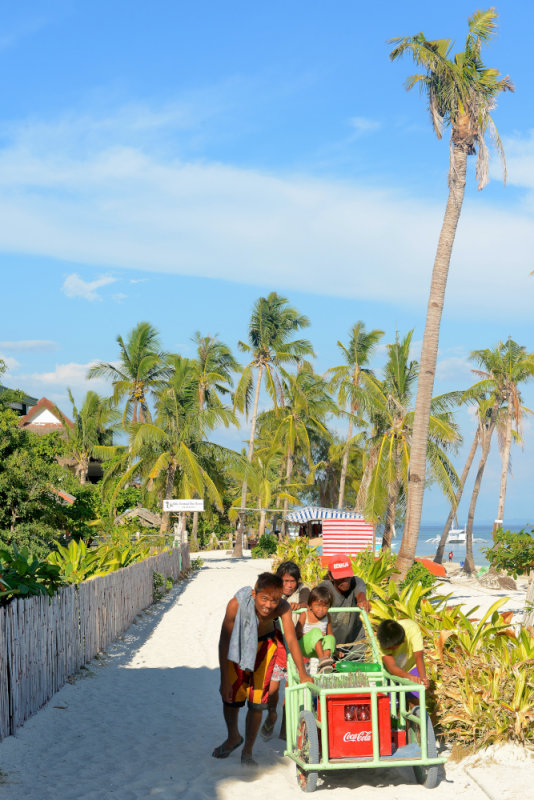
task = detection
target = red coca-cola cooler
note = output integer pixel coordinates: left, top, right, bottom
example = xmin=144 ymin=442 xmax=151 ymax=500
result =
xmin=325 ymin=694 xmax=391 ymax=758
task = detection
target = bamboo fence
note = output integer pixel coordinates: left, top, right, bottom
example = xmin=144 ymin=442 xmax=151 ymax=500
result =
xmin=0 ymin=545 xmax=189 ymax=740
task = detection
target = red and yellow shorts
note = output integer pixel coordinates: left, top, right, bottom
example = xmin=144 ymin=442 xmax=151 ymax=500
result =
xmin=225 ymin=628 xmax=284 ymax=710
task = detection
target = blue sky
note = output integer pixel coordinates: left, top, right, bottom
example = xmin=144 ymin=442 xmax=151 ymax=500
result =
xmin=1 ymin=1 xmax=533 ymax=525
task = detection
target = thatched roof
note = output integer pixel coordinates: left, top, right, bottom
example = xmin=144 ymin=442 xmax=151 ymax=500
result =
xmin=114 ymin=506 xmax=161 ymax=527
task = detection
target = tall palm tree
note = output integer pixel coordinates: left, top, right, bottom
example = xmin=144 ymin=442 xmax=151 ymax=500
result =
xmin=473 ymin=339 xmax=534 ymax=527
xmin=461 ymin=340 xmax=534 ymax=573
xmin=327 ymin=322 xmax=384 ymax=509
xmin=57 ymin=390 xmax=119 ymax=484
xmin=463 ymin=395 xmax=499 ymax=574
xmin=262 ymin=363 xmax=336 ymax=534
xmin=232 ymin=292 xmax=314 ymax=556
xmin=88 ymin=321 xmax=169 ymax=426
xmin=434 ymin=424 xmax=479 ymax=564
xmin=189 ymin=333 xmax=239 ymax=547
xmin=130 ymin=357 xmax=235 ymax=534
xmin=364 ymin=332 xmax=460 ymax=547
xmin=390 ymin=9 xmax=513 ymax=579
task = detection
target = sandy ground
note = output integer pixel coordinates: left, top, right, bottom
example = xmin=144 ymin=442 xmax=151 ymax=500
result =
xmin=0 ymin=551 xmax=532 ymax=800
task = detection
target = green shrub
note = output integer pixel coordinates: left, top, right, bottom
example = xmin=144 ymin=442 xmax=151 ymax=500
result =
xmin=400 ymin=560 xmax=437 ymax=591
xmin=483 ymin=527 xmax=534 ymax=578
xmin=0 ymin=546 xmax=64 ymax=604
xmin=251 ymin=534 xmax=278 ymax=558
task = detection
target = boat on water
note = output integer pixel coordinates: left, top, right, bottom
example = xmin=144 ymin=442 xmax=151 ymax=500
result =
xmin=447 ymin=527 xmax=466 ymax=544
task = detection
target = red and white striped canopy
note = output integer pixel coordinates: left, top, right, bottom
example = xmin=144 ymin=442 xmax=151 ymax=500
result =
xmin=322 ymin=518 xmax=374 ymax=557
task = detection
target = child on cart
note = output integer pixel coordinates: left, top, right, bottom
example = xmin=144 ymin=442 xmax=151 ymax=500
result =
xmin=376 ymin=618 xmax=430 ymax=693
xmin=212 ymin=572 xmax=312 ymax=767
xmin=295 ymin=586 xmax=336 ymax=673
xmin=260 ymin=561 xmax=309 ymax=741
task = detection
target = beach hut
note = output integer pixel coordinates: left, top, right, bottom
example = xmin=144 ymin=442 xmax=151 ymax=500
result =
xmin=284 ymin=506 xmax=374 ymax=557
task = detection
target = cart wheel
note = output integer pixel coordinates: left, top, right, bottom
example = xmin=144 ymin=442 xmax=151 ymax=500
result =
xmin=295 ymin=710 xmax=319 ymax=793
xmin=407 ymin=706 xmax=440 ymax=789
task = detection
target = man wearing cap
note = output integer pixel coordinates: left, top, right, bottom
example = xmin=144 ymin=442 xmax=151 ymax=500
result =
xmin=319 ymin=553 xmax=371 ymax=651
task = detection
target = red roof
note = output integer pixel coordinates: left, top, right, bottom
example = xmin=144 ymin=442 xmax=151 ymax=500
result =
xmin=18 ymin=397 xmax=73 ymax=430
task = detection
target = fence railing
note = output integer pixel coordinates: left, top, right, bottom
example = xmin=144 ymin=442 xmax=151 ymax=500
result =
xmin=0 ymin=545 xmax=189 ymax=741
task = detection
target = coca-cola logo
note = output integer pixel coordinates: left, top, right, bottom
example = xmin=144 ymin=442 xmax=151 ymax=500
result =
xmin=343 ymin=730 xmax=372 ymax=742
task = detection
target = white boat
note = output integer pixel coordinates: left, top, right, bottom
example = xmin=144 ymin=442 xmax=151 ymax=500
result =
xmin=447 ymin=527 xmax=466 ymax=544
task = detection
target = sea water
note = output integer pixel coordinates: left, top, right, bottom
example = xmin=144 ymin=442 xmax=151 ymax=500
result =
xmin=407 ymin=522 xmax=492 ymax=567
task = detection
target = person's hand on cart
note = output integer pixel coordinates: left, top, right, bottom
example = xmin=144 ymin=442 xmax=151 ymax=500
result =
xmin=411 ymin=674 xmax=430 ymax=689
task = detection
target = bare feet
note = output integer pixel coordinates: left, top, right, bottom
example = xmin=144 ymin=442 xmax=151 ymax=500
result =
xmin=241 ymin=751 xmax=259 ymax=768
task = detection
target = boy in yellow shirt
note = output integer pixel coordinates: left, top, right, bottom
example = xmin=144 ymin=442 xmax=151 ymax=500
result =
xmin=376 ymin=618 xmax=430 ymax=689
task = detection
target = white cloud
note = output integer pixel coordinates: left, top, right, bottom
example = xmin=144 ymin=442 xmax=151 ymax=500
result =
xmin=0 ymin=339 xmax=58 ymax=352
xmin=0 ymin=354 xmax=20 ymax=372
xmin=435 ymin=355 xmax=473 ymax=383
xmin=62 ymin=273 xmax=116 ymax=301
xmin=349 ymin=116 xmax=381 ymax=133
xmin=0 ymin=107 xmax=532 ymax=318
xmin=25 ymin=361 xmax=106 ymax=389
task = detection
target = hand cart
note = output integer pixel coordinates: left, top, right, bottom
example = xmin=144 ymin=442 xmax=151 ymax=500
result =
xmin=284 ymin=608 xmax=445 ymax=792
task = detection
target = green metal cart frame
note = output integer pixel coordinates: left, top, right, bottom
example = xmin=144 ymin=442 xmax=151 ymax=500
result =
xmin=284 ymin=608 xmax=446 ymax=792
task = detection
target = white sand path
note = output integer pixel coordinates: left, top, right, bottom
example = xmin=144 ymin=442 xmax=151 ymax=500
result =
xmin=0 ymin=551 xmax=531 ymax=800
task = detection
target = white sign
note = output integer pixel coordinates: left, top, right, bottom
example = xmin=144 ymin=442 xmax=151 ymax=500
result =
xmin=163 ymin=499 xmax=204 ymax=512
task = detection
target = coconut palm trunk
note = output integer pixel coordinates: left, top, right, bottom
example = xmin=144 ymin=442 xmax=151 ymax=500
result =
xmin=434 ymin=428 xmax=479 ymax=564
xmin=524 ymin=571 xmax=534 ymax=630
xmin=463 ymin=404 xmax=498 ymax=574
xmin=234 ymin=363 xmax=264 ymax=557
xmin=258 ymin=506 xmax=267 ymax=538
xmin=495 ymin=398 xmax=514 ymax=528
xmin=355 ymin=443 xmax=379 ymax=514
xmin=160 ymin=462 xmax=177 ymax=534
xmin=282 ymin=448 xmax=294 ymax=538
xmin=398 ymin=146 xmax=468 ymax=580
xmin=338 ymin=410 xmax=354 ymax=509
xmin=382 ymin=483 xmax=399 ymax=550
xmin=191 ymin=510 xmax=199 ymax=551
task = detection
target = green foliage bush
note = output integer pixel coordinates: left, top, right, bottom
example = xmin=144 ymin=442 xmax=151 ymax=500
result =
xmin=483 ymin=527 xmax=534 ymax=578
xmin=400 ymin=560 xmax=437 ymax=591
xmin=251 ymin=533 xmax=278 ymax=558
xmin=0 ymin=546 xmax=63 ymax=604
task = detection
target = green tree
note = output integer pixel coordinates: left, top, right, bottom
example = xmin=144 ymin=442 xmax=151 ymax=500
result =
xmin=364 ymin=332 xmax=460 ymax=548
xmin=189 ymin=333 xmax=239 ymax=547
xmin=124 ymin=357 xmax=236 ymax=534
xmin=56 ymin=389 xmax=119 ymax=484
xmin=88 ymin=321 xmax=169 ymax=426
xmin=471 ymin=339 xmax=534 ymax=527
xmin=262 ymin=363 xmax=336 ymax=533
xmin=461 ymin=341 xmax=534 ymax=573
xmin=233 ymin=292 xmax=314 ymax=556
xmin=390 ymin=9 xmax=513 ymax=579
xmin=327 ymin=322 xmax=383 ymax=509
xmin=0 ymin=406 xmax=72 ymax=557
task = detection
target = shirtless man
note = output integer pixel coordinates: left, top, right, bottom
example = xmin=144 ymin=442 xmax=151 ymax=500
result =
xmin=212 ymin=572 xmax=312 ymax=767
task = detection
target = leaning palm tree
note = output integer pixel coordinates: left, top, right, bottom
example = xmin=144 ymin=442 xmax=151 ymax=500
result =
xmin=57 ymin=389 xmax=119 ymax=484
xmin=434 ymin=422 xmax=479 ymax=564
xmin=262 ymin=363 xmax=336 ymax=534
xmin=130 ymin=357 xmax=236 ymax=534
xmin=88 ymin=321 xmax=169 ymax=427
xmin=390 ymin=8 xmax=513 ymax=579
xmin=189 ymin=333 xmax=239 ymax=546
xmin=471 ymin=339 xmax=534 ymax=528
xmin=327 ymin=322 xmax=384 ymax=509
xmin=364 ymin=332 xmax=460 ymax=548
xmin=232 ymin=292 xmax=314 ymax=556
xmin=462 ymin=395 xmax=499 ymax=574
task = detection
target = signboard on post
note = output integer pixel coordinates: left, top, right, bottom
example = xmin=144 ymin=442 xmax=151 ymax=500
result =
xmin=163 ymin=499 xmax=204 ymax=512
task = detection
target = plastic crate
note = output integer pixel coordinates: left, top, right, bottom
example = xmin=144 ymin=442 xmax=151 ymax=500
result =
xmin=326 ymin=693 xmax=392 ymax=758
